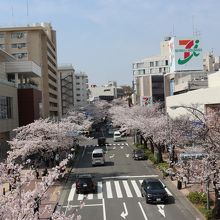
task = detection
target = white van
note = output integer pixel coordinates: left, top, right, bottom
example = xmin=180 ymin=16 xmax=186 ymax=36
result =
xmin=92 ymin=148 xmax=105 ymax=166
xmin=113 ymin=131 xmax=121 ymax=142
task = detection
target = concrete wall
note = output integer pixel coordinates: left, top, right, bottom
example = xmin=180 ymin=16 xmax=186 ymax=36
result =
xmin=0 ymin=82 xmax=18 ymax=133
xmin=166 ymin=77 xmax=220 ymax=118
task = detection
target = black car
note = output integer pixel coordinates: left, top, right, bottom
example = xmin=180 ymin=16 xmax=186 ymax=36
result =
xmin=76 ymin=174 xmax=96 ymax=194
xmin=98 ymin=137 xmax=106 ymax=146
xmin=133 ymin=149 xmax=147 ymax=160
xmin=141 ymin=178 xmax=169 ymax=204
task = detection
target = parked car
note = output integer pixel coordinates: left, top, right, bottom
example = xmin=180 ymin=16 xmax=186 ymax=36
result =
xmin=133 ymin=149 xmax=147 ymax=160
xmin=141 ymin=178 xmax=168 ymax=204
xmin=76 ymin=174 xmax=96 ymax=194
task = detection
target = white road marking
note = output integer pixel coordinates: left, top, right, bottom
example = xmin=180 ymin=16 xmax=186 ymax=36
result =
xmin=120 ymin=202 xmax=128 ymax=219
xmin=122 ymin=180 xmax=133 ymax=197
xmin=102 ymin=175 xmax=158 ymax=180
xmin=131 ymin=180 xmax=142 ymax=197
xmin=82 ymin=145 xmax=87 ymax=158
xmin=125 ymin=154 xmax=129 ymax=157
xmin=139 ymin=180 xmax=143 ymax=185
xmin=109 ymin=154 xmax=115 ymax=159
xmin=87 ymin=193 xmax=93 ymax=200
xmin=138 ymin=202 xmax=148 ymax=220
xmin=157 ymin=205 xmax=165 ymax=218
xmin=106 ymin=181 xmax=113 ymax=198
xmin=67 ymin=183 xmax=76 ymax=201
xmin=97 ymin=181 xmax=103 ymax=199
xmin=120 ymin=146 xmax=124 ymax=149
xmin=77 ymin=193 xmax=84 ymax=200
xmin=102 ymin=198 xmax=106 ymax=220
xmin=64 ymin=203 xmax=103 ymax=208
xmin=114 ymin=181 xmax=123 ymax=198
xmin=159 ymin=179 xmax=173 ymax=196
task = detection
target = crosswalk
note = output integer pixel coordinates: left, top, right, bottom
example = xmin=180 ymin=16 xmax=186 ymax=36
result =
xmin=85 ymin=142 xmax=129 ymax=148
xmin=67 ymin=179 xmax=172 ymax=202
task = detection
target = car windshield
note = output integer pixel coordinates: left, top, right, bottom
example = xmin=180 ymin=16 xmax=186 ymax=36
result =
xmin=93 ymin=153 xmax=103 ymax=158
xmin=78 ymin=178 xmax=92 ymax=184
xmin=147 ymin=182 xmax=164 ymax=190
xmin=135 ymin=150 xmax=144 ymax=154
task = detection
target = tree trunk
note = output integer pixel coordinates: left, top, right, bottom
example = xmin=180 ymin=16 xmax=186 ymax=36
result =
xmin=212 ymin=187 xmax=220 ymax=219
xmin=154 ymin=143 xmax=163 ymax=163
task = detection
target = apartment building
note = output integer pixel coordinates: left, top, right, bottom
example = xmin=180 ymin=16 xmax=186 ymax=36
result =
xmin=74 ymin=72 xmax=89 ymax=108
xmin=58 ymin=65 xmax=88 ymax=115
xmin=132 ymin=37 xmax=170 ymax=105
xmin=0 ymin=23 xmax=59 ymax=118
xmin=58 ymin=65 xmax=74 ymax=115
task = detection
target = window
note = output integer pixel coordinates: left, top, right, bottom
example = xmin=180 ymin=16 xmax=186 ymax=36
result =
xmin=150 ymin=62 xmax=154 ymax=67
xmin=165 ymin=60 xmax=169 ymax=66
xmin=76 ymin=88 xmax=80 ymax=90
xmin=76 ymin=99 xmax=81 ymax=102
xmin=0 ymin=96 xmax=12 ymax=119
xmin=76 ymin=82 xmax=80 ymax=85
xmin=76 ymin=94 xmax=80 ymax=96
xmin=12 ymin=53 xmax=28 ymax=59
xmin=11 ymin=32 xmax=25 ymax=39
xmin=0 ymin=33 xmax=4 ymax=38
xmin=0 ymin=44 xmax=5 ymax=49
xmin=11 ymin=43 xmax=26 ymax=49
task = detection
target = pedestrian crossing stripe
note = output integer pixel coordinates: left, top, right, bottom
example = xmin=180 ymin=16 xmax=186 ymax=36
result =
xmin=85 ymin=142 xmax=128 ymax=148
xmin=67 ymin=179 xmax=172 ymax=201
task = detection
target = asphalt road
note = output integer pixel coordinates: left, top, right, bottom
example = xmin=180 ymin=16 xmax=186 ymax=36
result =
xmin=59 ymin=135 xmax=204 ymax=220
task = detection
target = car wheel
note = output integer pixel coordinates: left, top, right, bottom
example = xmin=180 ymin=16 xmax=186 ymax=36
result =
xmin=145 ymin=196 xmax=149 ymax=204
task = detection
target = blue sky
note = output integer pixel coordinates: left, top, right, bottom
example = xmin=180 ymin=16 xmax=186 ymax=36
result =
xmin=0 ymin=0 xmax=219 ymax=85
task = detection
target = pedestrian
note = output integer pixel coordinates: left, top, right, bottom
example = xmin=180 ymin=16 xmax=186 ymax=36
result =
xmin=183 ymin=175 xmax=188 ymax=188
xmin=35 ymin=169 xmax=39 ymax=179
xmin=42 ymin=168 xmax=48 ymax=176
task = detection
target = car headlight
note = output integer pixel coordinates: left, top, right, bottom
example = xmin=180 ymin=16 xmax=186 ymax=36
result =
xmin=147 ymin=194 xmax=153 ymax=197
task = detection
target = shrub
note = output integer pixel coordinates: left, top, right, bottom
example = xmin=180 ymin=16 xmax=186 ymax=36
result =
xmin=198 ymin=207 xmax=213 ymax=220
xmin=187 ymin=191 xmax=207 ymax=205
xmin=158 ymin=162 xmax=169 ymax=171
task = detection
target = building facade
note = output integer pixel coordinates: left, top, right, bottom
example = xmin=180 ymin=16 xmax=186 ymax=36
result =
xmin=89 ymin=81 xmax=118 ymax=101
xmin=74 ymin=72 xmax=88 ymax=108
xmin=0 ymin=23 xmax=59 ymax=118
xmin=166 ymin=71 xmax=220 ymax=118
xmin=132 ymin=37 xmax=170 ymax=105
xmin=58 ymin=65 xmax=88 ymax=115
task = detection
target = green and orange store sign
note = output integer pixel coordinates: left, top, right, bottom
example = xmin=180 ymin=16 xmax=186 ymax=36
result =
xmin=169 ymin=37 xmax=203 ymax=72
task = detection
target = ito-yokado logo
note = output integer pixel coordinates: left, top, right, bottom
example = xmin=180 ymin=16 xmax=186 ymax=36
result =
xmin=176 ymin=39 xmax=202 ymax=65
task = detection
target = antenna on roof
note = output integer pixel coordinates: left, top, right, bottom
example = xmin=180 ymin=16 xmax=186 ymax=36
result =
xmin=27 ymin=0 xmax=29 ymax=16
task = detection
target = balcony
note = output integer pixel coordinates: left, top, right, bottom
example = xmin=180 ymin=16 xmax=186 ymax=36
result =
xmin=4 ymin=61 xmax=41 ymax=78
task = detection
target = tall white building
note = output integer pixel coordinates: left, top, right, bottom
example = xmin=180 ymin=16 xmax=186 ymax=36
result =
xmin=74 ymin=72 xmax=89 ymax=108
xmin=58 ymin=65 xmax=88 ymax=115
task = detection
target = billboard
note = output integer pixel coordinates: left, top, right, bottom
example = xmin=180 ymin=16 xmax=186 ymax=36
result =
xmin=169 ymin=37 xmax=203 ymax=72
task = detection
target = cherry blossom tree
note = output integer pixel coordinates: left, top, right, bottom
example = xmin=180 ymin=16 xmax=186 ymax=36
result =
xmin=0 ymin=112 xmax=93 ymax=219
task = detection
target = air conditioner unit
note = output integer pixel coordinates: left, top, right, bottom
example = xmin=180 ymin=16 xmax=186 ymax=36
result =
xmin=18 ymin=54 xmax=23 ymax=59
xmin=17 ymin=33 xmax=23 ymax=39
xmin=17 ymin=44 xmax=22 ymax=49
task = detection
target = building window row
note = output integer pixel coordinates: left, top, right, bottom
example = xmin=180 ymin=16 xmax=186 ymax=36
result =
xmin=0 ymin=96 xmax=12 ymax=119
xmin=47 ymin=46 xmax=56 ymax=60
xmin=49 ymin=102 xmax=58 ymax=107
xmin=47 ymin=55 xmax=57 ymax=68
xmin=134 ymin=60 xmax=169 ymax=69
xmin=12 ymin=52 xmax=28 ymax=59
xmin=0 ymin=44 xmax=5 ymax=49
xmin=11 ymin=43 xmax=26 ymax=49
xmin=11 ymin=32 xmax=26 ymax=39
xmin=49 ymin=83 xmax=57 ymax=91
xmin=49 ymin=93 xmax=57 ymax=99
xmin=0 ymin=33 xmax=5 ymax=38
xmin=48 ymin=74 xmax=57 ymax=83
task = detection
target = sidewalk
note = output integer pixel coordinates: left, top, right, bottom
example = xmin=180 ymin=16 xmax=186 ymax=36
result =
xmin=126 ymin=137 xmax=206 ymax=220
